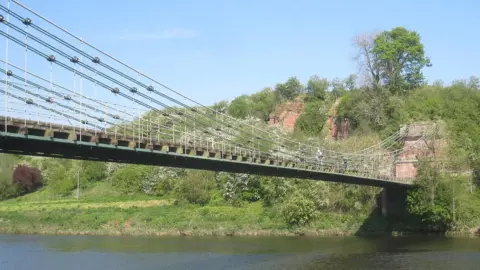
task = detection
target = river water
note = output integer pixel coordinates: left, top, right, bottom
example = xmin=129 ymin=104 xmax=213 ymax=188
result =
xmin=1 ymin=234 xmax=480 ymax=269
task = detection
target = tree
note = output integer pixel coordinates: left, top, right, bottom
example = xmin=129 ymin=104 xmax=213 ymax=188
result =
xmin=373 ymin=27 xmax=431 ymax=92
xmin=275 ymin=77 xmax=303 ymax=101
xmin=468 ymin=76 xmax=480 ymax=90
xmin=344 ymin=74 xmax=358 ymax=91
xmin=353 ymin=32 xmax=382 ymax=87
xmin=330 ymin=77 xmax=346 ymax=98
xmin=353 ymin=27 xmax=431 ymax=93
xmin=407 ymin=157 xmax=453 ymax=231
xmin=306 ymin=75 xmax=329 ymax=100
xmin=294 ymin=100 xmax=328 ymax=135
xmin=228 ymin=95 xmax=251 ymax=119
xmin=250 ymin=87 xmax=276 ymax=121
xmin=211 ymin=100 xmax=229 ymax=113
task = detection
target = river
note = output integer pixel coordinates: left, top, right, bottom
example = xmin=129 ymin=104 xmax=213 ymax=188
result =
xmin=1 ymin=234 xmax=480 ymax=269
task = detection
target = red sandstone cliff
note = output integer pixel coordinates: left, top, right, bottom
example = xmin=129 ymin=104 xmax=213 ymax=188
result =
xmin=267 ymin=98 xmax=304 ymax=131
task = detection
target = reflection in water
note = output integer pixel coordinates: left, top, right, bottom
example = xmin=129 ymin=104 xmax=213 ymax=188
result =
xmin=1 ymin=235 xmax=480 ymax=269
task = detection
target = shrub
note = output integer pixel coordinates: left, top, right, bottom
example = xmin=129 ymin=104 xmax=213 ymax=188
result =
xmin=281 ymin=193 xmax=317 ymax=227
xmin=47 ymin=166 xmax=76 ymax=195
xmin=110 ymin=165 xmax=153 ymax=194
xmin=12 ymin=164 xmax=43 ymax=192
xmin=80 ymin=161 xmax=107 ymax=183
xmin=175 ymin=170 xmax=213 ymax=205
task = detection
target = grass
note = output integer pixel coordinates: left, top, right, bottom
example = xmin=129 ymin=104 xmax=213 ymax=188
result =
xmin=0 ymin=182 xmax=374 ymax=237
xmin=0 ymin=201 xmax=370 ymax=237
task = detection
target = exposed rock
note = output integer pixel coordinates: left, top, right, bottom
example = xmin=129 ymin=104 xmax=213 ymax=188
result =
xmin=268 ymin=98 xmax=304 ymax=131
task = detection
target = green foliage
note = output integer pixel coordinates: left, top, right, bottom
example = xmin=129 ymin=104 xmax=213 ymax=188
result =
xmin=281 ymin=192 xmax=317 ymax=226
xmin=80 ymin=161 xmax=107 ymax=184
xmin=249 ymin=87 xmax=276 ymax=121
xmin=337 ymin=87 xmax=406 ymax=133
xmin=406 ymin=158 xmax=453 ymax=231
xmin=47 ymin=165 xmax=76 ymax=195
xmin=228 ymin=95 xmax=251 ymax=119
xmin=211 ymin=100 xmax=229 ymax=113
xmin=41 ymin=160 xmax=78 ymax=195
xmin=294 ymin=100 xmax=328 ymax=136
xmin=222 ymin=173 xmax=263 ymax=206
xmin=175 ymin=170 xmax=214 ymax=206
xmin=306 ymin=75 xmax=329 ymax=100
xmin=1 ymin=24 xmax=479 ymax=236
xmin=260 ymin=177 xmax=292 ymax=207
xmin=275 ymin=77 xmax=304 ymax=102
xmin=110 ymin=165 xmax=153 ymax=195
xmin=0 ymin=154 xmax=21 ymax=200
xmin=373 ymin=27 xmax=431 ymax=92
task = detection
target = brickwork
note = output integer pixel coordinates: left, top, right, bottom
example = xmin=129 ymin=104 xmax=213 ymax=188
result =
xmin=394 ymin=123 xmax=444 ymax=180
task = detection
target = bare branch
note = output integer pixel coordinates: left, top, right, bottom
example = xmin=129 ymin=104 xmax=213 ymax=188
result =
xmin=352 ymin=32 xmax=381 ymax=87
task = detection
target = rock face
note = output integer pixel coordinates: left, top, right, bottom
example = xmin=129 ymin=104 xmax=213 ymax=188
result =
xmin=268 ymin=98 xmax=304 ymax=131
xmin=267 ymin=97 xmax=351 ymax=139
xmin=325 ymin=99 xmax=350 ymax=140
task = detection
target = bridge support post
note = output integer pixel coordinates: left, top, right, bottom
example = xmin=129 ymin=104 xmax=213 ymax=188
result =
xmin=379 ymin=186 xmax=409 ymax=218
xmin=381 ymin=188 xmax=388 ymax=217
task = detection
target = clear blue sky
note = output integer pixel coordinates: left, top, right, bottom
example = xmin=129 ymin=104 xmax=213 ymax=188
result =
xmin=8 ymin=0 xmax=480 ymax=105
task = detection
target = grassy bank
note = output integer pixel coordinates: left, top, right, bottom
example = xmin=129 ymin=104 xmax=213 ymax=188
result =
xmin=0 ymin=195 xmax=376 ymax=237
xmin=2 ymin=185 xmax=480 ymax=237
xmin=0 ymin=181 xmax=386 ymax=237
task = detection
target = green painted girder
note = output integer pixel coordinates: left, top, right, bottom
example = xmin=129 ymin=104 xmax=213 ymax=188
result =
xmin=0 ymin=132 xmax=411 ymax=187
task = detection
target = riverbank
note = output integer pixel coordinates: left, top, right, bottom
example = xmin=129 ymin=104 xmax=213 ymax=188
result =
xmin=0 ymin=193 xmax=390 ymax=237
xmin=1 ymin=196 xmax=478 ymax=238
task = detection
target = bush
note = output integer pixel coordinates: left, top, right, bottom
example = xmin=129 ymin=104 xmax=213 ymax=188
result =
xmin=80 ymin=161 xmax=107 ymax=183
xmin=142 ymin=167 xmax=185 ymax=196
xmin=175 ymin=170 xmax=213 ymax=205
xmin=110 ymin=165 xmax=153 ymax=194
xmin=12 ymin=165 xmax=43 ymax=192
xmin=0 ymin=154 xmax=22 ymax=200
xmin=261 ymin=177 xmax=291 ymax=207
xmin=223 ymin=173 xmax=262 ymax=205
xmin=281 ymin=193 xmax=317 ymax=227
xmin=47 ymin=165 xmax=76 ymax=195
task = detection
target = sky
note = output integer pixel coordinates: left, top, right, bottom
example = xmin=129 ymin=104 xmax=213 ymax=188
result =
xmin=3 ymin=0 xmax=480 ymax=106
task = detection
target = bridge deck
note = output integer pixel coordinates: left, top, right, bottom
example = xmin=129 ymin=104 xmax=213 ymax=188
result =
xmin=0 ymin=118 xmax=412 ymax=187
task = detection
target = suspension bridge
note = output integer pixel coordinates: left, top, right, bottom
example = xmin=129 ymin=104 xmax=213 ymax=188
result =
xmin=0 ymin=1 xmax=430 ymax=188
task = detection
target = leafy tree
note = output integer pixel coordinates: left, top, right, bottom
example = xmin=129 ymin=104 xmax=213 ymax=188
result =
xmin=373 ymin=27 xmax=431 ymax=92
xmin=228 ymin=95 xmax=251 ymax=119
xmin=407 ymin=158 xmax=453 ymax=231
xmin=452 ymin=76 xmax=480 ymax=90
xmin=294 ymin=100 xmax=328 ymax=136
xmin=354 ymin=28 xmax=431 ymax=93
xmin=306 ymin=75 xmax=329 ymax=100
xmin=211 ymin=100 xmax=229 ymax=113
xmin=344 ymin=74 xmax=358 ymax=91
xmin=250 ymin=87 xmax=276 ymax=121
xmin=260 ymin=177 xmax=292 ymax=206
xmin=330 ymin=78 xmax=346 ymax=98
xmin=275 ymin=77 xmax=303 ymax=101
